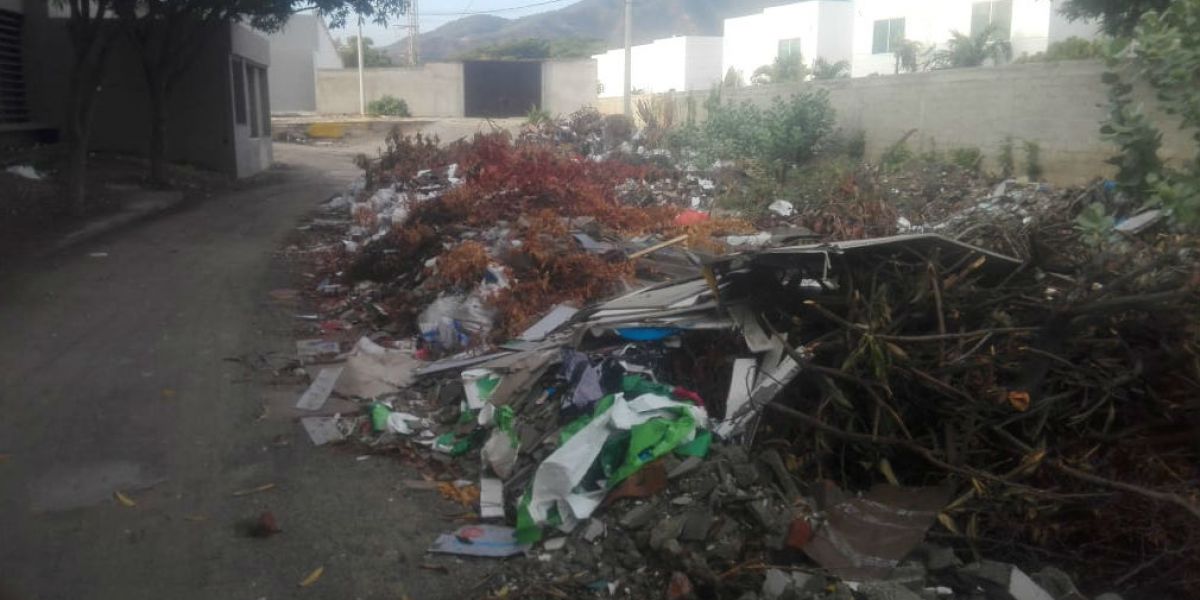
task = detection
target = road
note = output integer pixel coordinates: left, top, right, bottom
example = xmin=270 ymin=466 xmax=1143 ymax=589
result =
xmin=0 ymin=137 xmax=494 ymax=600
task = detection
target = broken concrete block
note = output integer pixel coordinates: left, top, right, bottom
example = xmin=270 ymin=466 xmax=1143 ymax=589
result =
xmin=762 ymin=568 xmax=791 ymax=600
xmin=668 ymin=455 xmax=704 ymax=479
xmin=961 ymin=561 xmax=1054 ymax=600
xmin=619 ymin=503 xmax=658 ymax=530
xmin=582 ymin=518 xmax=606 ymax=542
xmin=1033 ymin=567 xmax=1086 ymax=600
xmin=649 ymin=515 xmax=685 ymax=550
xmin=680 ymin=506 xmax=714 ymax=542
xmin=858 ymin=581 xmax=924 ymax=600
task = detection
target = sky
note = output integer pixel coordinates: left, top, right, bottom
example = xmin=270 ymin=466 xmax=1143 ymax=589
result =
xmin=327 ymin=0 xmax=585 ymax=47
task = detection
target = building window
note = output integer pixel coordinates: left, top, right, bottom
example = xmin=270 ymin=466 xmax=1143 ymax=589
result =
xmin=247 ymin=65 xmax=260 ymax=137
xmin=231 ymin=57 xmax=247 ymax=125
xmin=872 ymin=18 xmax=905 ymax=54
xmin=0 ymin=9 xmax=29 ymax=125
xmin=971 ymin=0 xmax=1013 ymax=39
xmin=256 ymin=66 xmax=270 ymax=136
xmin=778 ymin=38 xmax=803 ymax=59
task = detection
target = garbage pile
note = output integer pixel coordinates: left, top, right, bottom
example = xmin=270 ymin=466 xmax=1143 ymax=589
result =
xmin=285 ymin=125 xmax=1200 ymax=600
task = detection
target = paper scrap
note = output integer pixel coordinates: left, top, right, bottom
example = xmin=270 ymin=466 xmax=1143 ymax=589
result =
xmin=480 ymin=477 xmax=505 ymax=519
xmin=296 ymin=366 xmax=343 ymax=410
xmin=296 ymin=339 xmax=340 ymax=358
xmin=301 ymin=416 xmax=345 ymax=446
xmin=428 ymin=524 xmax=530 ymax=557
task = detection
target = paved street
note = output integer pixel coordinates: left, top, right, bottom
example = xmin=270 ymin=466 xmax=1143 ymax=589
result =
xmin=0 ymin=140 xmax=487 ymax=600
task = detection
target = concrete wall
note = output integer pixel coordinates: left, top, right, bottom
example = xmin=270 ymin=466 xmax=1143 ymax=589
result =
xmin=20 ymin=5 xmax=270 ymax=178
xmin=316 ymin=62 xmax=465 ymax=116
xmin=316 ymin=60 xmax=598 ymax=117
xmin=0 ymin=0 xmax=22 ymax=13
xmin=542 ymin=60 xmax=598 ymax=116
xmin=723 ymin=1 xmax=854 ymax=83
xmin=267 ymin=15 xmax=325 ymax=113
xmin=595 ymin=61 xmax=1195 ymax=186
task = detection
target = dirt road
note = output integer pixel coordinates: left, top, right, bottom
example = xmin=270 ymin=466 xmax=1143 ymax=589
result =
xmin=0 ymin=139 xmax=489 ymax=600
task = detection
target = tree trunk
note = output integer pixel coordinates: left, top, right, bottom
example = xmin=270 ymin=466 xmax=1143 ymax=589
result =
xmin=147 ymin=80 xmax=168 ymax=185
xmin=63 ymin=66 xmax=100 ymax=216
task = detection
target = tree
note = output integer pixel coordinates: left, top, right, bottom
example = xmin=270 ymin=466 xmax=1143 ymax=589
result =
xmin=752 ymin=53 xmax=809 ymax=85
xmin=1017 ymin=36 xmax=1107 ymax=62
xmin=59 ymin=0 xmax=121 ymax=215
xmin=811 ymin=57 xmax=850 ymax=80
xmin=892 ymin=39 xmax=925 ymax=74
xmin=455 ymin=38 xmax=605 ymax=60
xmin=931 ymin=25 xmax=1013 ymax=69
xmin=722 ymin=67 xmax=744 ymax=89
xmin=1062 ymin=0 xmax=1173 ymax=37
xmin=339 ymin=36 xmax=393 ymax=67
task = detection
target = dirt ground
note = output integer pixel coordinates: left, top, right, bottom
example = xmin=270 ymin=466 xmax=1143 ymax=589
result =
xmin=0 ymin=122 xmax=511 ymax=600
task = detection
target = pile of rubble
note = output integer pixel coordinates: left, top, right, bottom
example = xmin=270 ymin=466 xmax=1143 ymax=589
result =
xmin=282 ymin=119 xmax=1199 ymax=600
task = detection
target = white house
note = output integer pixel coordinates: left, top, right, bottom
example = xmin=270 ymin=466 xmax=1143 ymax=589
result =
xmin=722 ymin=1 xmax=855 ymax=84
xmin=593 ymin=36 xmax=723 ymax=98
xmin=850 ymin=0 xmax=1102 ymax=77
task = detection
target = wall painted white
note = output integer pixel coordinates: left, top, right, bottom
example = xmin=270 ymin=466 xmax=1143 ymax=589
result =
xmin=850 ymin=0 xmax=1101 ymax=77
xmin=722 ymin=1 xmax=854 ymax=84
xmin=594 ymin=36 xmax=723 ymax=98
xmin=266 ymin=14 xmax=343 ymax=113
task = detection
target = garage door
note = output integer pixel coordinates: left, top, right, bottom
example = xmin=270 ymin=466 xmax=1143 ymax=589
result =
xmin=463 ymin=61 xmax=541 ymax=118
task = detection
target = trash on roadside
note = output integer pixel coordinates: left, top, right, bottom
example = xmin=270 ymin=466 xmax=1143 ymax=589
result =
xmin=428 ymin=524 xmax=530 ymax=557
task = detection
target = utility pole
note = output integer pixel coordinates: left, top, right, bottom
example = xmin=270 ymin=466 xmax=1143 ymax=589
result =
xmin=357 ymin=13 xmax=365 ymax=115
xmin=408 ymin=0 xmax=419 ymax=66
xmin=623 ymin=0 xmax=632 ymax=117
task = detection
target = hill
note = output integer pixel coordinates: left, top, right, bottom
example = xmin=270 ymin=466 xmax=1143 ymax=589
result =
xmin=385 ymin=0 xmax=794 ymax=62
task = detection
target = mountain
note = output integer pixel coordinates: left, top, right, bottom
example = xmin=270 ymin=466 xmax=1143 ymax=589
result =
xmin=385 ymin=0 xmax=795 ymax=62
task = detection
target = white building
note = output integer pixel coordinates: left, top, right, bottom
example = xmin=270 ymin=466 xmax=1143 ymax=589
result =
xmin=722 ymin=1 xmax=855 ymax=84
xmin=593 ymin=36 xmax=723 ymax=98
xmin=851 ymin=0 xmax=1101 ymax=77
xmin=266 ymin=14 xmax=342 ymax=113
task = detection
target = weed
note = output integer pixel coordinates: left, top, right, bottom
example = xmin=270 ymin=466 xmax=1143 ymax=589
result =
xmin=1023 ymin=140 xmax=1044 ymax=181
xmin=998 ymin=136 xmax=1015 ymax=179
xmin=881 ymin=130 xmax=917 ymax=173
xmin=367 ymin=95 xmax=410 ymax=117
xmin=526 ymin=105 xmax=553 ymax=127
xmin=949 ymin=147 xmax=984 ymax=173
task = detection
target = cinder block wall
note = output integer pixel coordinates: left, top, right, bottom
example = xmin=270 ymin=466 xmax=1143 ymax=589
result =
xmin=597 ymin=61 xmax=1194 ymax=186
xmin=316 ymin=63 xmax=466 ymax=117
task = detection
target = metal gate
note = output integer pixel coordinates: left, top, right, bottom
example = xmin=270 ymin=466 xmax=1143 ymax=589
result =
xmin=0 ymin=9 xmax=28 ymax=125
xmin=463 ymin=61 xmax=541 ymax=118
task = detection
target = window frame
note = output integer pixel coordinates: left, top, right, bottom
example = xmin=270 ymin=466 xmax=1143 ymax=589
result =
xmin=971 ymin=0 xmax=1013 ymax=39
xmin=230 ymin=56 xmax=247 ymax=126
xmin=777 ymin=38 xmax=803 ymax=60
xmin=872 ymin=18 xmax=906 ymax=55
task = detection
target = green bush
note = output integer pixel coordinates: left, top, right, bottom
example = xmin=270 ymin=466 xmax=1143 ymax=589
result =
xmin=997 ymin=136 xmax=1016 ymax=178
xmin=949 ymin=147 xmax=984 ymax=173
xmin=695 ymin=89 xmax=836 ymax=180
xmin=1023 ymin=140 xmax=1044 ymax=181
xmin=881 ymin=130 xmax=917 ymax=173
xmin=367 ymin=95 xmax=411 ymax=117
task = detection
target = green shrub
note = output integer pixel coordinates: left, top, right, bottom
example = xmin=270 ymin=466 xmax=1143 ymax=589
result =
xmin=526 ymin=105 xmax=552 ymax=126
xmin=695 ymin=89 xmax=836 ymax=180
xmin=367 ymin=95 xmax=411 ymax=117
xmin=1023 ymin=140 xmax=1044 ymax=181
xmin=949 ymin=147 xmax=984 ymax=173
xmin=881 ymin=130 xmax=917 ymax=173
xmin=998 ymin=136 xmax=1016 ymax=178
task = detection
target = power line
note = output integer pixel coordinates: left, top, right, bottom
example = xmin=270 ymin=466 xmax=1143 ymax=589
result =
xmin=421 ymin=0 xmax=579 ymax=17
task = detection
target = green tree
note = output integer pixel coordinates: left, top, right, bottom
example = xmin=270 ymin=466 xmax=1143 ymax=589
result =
xmin=456 ymin=38 xmax=605 ymax=60
xmin=812 ymin=57 xmax=850 ymax=80
xmin=892 ymin=39 xmax=925 ymax=74
xmin=1062 ymin=0 xmax=1173 ymax=37
xmin=931 ymin=24 xmax=1013 ymax=69
xmin=722 ymin=66 xmax=744 ymax=89
xmin=339 ymin=36 xmax=394 ymax=67
xmin=751 ymin=53 xmax=809 ymax=85
xmin=1017 ymin=36 xmax=1107 ymax=62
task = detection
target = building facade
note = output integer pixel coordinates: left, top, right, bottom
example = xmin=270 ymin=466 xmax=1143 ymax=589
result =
xmin=722 ymin=1 xmax=854 ymax=85
xmin=593 ymin=36 xmax=723 ymax=99
xmin=266 ymin=14 xmax=341 ymax=114
xmin=850 ymin=0 xmax=1100 ymax=76
xmin=1 ymin=0 xmax=271 ymax=178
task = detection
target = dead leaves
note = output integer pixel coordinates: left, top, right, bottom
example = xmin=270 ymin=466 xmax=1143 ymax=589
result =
xmin=298 ymin=566 xmax=324 ymax=587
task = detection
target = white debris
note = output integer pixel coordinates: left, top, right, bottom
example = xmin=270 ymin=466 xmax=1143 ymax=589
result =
xmin=768 ymin=199 xmax=795 ymax=217
xmin=5 ymin=165 xmax=42 ymax=180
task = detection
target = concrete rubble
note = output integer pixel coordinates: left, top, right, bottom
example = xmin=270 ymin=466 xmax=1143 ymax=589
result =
xmin=276 ymin=110 xmax=1200 ymax=599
